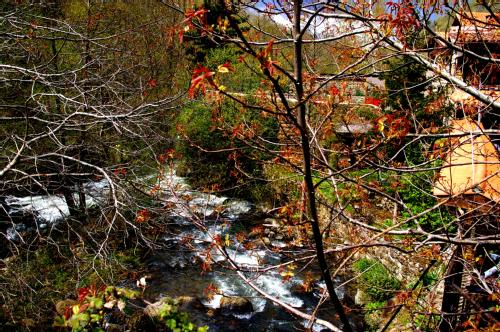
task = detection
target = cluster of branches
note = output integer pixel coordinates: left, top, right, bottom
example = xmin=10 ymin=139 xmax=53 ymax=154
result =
xmin=0 ymin=1 xmax=186 ymax=253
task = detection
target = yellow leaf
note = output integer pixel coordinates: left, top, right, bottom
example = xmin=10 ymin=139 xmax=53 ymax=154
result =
xmin=72 ymin=305 xmax=79 ymax=315
xmin=377 ymin=119 xmax=385 ymax=133
xmin=217 ymin=63 xmax=233 ymax=73
xmin=280 ymin=271 xmax=294 ymax=277
xmin=218 ymin=66 xmax=230 ymax=73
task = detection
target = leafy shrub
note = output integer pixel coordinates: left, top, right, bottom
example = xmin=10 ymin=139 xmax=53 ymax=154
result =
xmin=53 ymin=285 xmax=139 ymax=331
xmin=174 ymin=100 xmax=278 ymax=203
xmin=353 ymin=258 xmax=401 ymax=302
xmin=205 ymin=47 xmax=261 ymax=93
xmin=263 ymin=164 xmax=301 ymax=202
xmin=53 ymin=287 xmax=207 ymax=332
xmin=422 ymin=267 xmax=440 ymax=287
xmin=355 ymin=105 xmax=381 ymax=120
xmin=156 ymin=297 xmax=208 ymax=332
xmin=174 ymin=101 xmax=233 ymax=187
xmin=364 ymin=301 xmax=386 ymax=332
xmin=397 ymin=172 xmax=454 ymax=232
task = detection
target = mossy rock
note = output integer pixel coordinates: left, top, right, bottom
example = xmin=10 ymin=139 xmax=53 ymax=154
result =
xmin=176 ymin=296 xmax=205 ymax=311
xmin=219 ymin=296 xmax=253 ymax=314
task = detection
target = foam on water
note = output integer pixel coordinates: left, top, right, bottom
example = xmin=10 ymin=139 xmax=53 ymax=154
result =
xmin=254 ymin=273 xmax=304 ymax=309
xmin=223 ymin=200 xmax=253 ymax=218
xmin=205 ymin=269 xmax=304 ymax=314
xmin=5 ymin=195 xmax=69 ymax=223
xmin=5 ymin=179 xmax=109 ymax=224
xmin=301 ymin=319 xmax=327 ymax=332
xmin=223 ymin=248 xmax=264 ymax=267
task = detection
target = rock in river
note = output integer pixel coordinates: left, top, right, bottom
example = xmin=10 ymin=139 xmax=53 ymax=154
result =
xmin=219 ymin=296 xmax=253 ymax=314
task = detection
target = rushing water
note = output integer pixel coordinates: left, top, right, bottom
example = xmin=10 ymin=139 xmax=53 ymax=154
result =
xmin=2 ymin=173 xmax=353 ymax=331
xmin=146 ymin=216 xmax=346 ymax=331
xmin=3 ymin=179 xmax=109 ymax=240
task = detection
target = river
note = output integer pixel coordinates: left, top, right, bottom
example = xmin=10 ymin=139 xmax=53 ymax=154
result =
xmin=2 ymin=173 xmax=356 ymax=331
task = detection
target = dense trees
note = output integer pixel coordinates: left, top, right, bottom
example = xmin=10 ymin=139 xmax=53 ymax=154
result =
xmin=1 ymin=0 xmax=185 ymax=237
xmin=0 ymin=1 xmax=188 ymax=324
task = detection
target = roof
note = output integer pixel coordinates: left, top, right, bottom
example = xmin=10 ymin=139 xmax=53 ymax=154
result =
xmin=433 ymin=118 xmax=500 ymax=208
xmin=447 ymin=11 xmax=500 ymax=43
xmin=452 ymin=11 xmax=498 ymax=28
xmin=448 ymin=88 xmax=500 ymax=111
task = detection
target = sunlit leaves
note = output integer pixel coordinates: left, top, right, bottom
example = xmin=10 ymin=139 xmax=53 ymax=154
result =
xmin=179 ymin=7 xmax=209 ymax=43
xmin=375 ymin=114 xmax=410 ymax=139
xmin=55 ymin=286 xmax=139 ymax=331
xmin=280 ymin=264 xmax=296 ymax=282
xmin=204 ymin=283 xmax=219 ymax=301
xmin=384 ymin=0 xmax=421 ymax=45
xmin=135 ymin=209 xmax=150 ymax=223
xmin=189 ymin=65 xmax=216 ymax=98
xmin=217 ymin=62 xmax=234 ymax=73
xmin=256 ymin=40 xmax=280 ymax=76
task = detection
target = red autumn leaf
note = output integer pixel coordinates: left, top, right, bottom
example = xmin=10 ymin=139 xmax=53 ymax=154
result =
xmin=135 ymin=209 xmax=150 ymax=223
xmin=113 ymin=168 xmax=127 ymax=177
xmin=178 ymin=29 xmax=184 ymax=43
xmin=231 ymin=123 xmax=244 ymax=138
xmin=213 ymin=234 xmax=223 ymax=246
xmin=258 ymin=39 xmax=275 ymax=61
xmin=188 ymin=65 xmax=215 ymax=98
xmin=182 ymin=8 xmax=209 ymax=24
xmin=386 ymin=0 xmax=420 ymax=44
xmin=262 ymin=59 xmax=280 ymax=75
xmin=330 ymin=85 xmax=340 ymax=96
xmin=263 ymin=39 xmax=274 ymax=58
xmin=147 ymin=78 xmax=157 ymax=88
xmin=78 ymin=303 xmax=89 ymax=313
xmin=365 ymin=97 xmax=382 ymax=106
xmin=63 ymin=305 xmax=72 ymax=319
xmin=77 ymin=287 xmax=90 ymax=302
xmin=204 ymin=283 xmax=219 ymax=300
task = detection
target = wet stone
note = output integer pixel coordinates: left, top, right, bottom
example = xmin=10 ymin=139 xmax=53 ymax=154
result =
xmin=219 ymin=296 xmax=253 ymax=314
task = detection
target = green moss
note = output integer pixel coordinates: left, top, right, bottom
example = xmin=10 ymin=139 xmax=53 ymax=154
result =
xmin=114 ymin=248 xmax=142 ymax=269
xmin=397 ymin=171 xmax=454 ymax=232
xmin=353 ymin=258 xmax=402 ymax=302
xmin=263 ymin=164 xmax=301 ymax=203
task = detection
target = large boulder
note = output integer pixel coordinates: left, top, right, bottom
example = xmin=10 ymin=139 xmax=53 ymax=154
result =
xmin=219 ymin=296 xmax=253 ymax=314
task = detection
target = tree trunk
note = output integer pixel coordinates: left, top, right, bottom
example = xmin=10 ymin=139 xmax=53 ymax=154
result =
xmin=293 ymin=2 xmax=352 ymax=331
xmin=439 ymin=246 xmax=464 ymax=332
